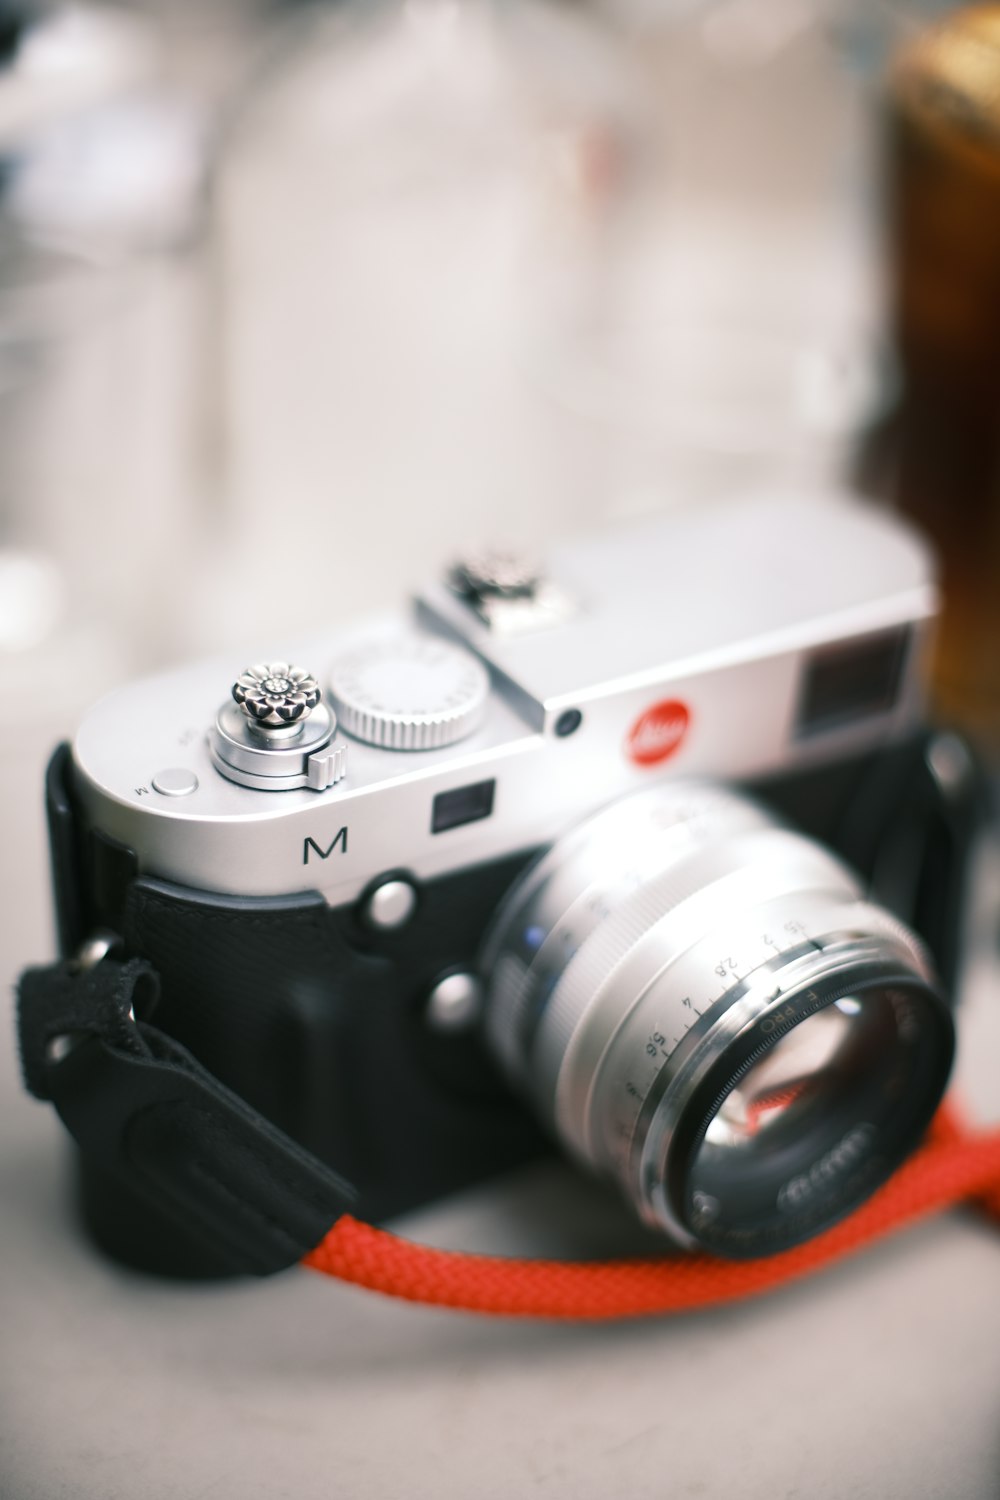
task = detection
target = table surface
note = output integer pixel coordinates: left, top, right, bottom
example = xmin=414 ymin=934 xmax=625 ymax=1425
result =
xmin=2 ymin=817 xmax=999 ymax=1500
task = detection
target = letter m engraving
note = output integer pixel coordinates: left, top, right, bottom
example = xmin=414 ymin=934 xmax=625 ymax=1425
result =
xmin=303 ymin=828 xmax=348 ymax=864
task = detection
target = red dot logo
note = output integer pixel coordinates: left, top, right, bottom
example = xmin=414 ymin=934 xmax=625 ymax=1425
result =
xmin=626 ymin=699 xmax=691 ymax=767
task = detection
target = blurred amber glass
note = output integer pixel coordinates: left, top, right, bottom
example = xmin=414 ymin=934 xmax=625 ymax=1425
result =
xmin=888 ymin=5 xmax=1000 ymax=756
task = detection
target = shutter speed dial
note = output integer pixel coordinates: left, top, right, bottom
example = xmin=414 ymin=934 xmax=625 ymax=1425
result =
xmin=328 ymin=636 xmax=489 ymax=751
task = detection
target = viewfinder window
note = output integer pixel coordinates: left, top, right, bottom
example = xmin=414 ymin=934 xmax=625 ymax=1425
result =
xmin=797 ymin=629 xmax=909 ymax=738
xmin=432 ymin=779 xmax=496 ymax=834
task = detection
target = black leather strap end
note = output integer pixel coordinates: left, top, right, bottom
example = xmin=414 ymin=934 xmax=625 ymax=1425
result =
xmin=17 ymin=959 xmax=356 ymax=1276
xmin=18 ymin=957 xmax=156 ymax=1100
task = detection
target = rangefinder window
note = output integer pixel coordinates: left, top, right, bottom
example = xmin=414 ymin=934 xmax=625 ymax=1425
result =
xmin=432 ymin=779 xmax=495 ymax=834
xmin=796 ymin=629 xmax=909 ymax=738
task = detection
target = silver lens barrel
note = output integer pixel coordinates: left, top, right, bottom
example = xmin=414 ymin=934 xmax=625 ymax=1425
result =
xmin=481 ymin=782 xmax=954 ymax=1258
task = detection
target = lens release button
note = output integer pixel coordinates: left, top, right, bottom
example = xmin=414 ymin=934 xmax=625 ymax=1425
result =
xmin=425 ymin=971 xmax=484 ymax=1032
xmin=362 ymin=877 xmax=418 ymax=931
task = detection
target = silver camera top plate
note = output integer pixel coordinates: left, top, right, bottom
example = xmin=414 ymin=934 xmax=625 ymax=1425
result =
xmin=418 ymin=492 xmax=935 ymax=728
xmin=71 ymin=494 xmax=935 ymax=906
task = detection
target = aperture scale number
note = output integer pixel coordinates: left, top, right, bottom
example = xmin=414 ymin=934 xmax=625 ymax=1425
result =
xmin=618 ymin=914 xmax=820 ymax=1140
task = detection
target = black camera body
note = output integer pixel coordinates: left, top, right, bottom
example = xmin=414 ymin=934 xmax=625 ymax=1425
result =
xmin=38 ymin=498 xmax=981 ymax=1274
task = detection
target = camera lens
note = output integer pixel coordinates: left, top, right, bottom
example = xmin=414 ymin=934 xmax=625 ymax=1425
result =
xmin=481 ymin=783 xmax=954 ymax=1258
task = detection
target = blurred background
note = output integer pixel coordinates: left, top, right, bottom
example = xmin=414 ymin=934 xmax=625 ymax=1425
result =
xmin=2 ymin=0 xmax=999 ymax=964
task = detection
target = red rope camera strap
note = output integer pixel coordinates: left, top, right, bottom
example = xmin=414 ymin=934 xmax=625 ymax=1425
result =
xmin=303 ymin=1102 xmax=1000 ymax=1319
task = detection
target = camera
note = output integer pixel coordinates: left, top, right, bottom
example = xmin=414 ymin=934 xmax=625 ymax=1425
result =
xmin=42 ymin=494 xmax=977 ymax=1275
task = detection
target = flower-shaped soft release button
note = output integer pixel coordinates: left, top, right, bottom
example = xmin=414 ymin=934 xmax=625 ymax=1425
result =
xmin=232 ymin=663 xmax=321 ymax=728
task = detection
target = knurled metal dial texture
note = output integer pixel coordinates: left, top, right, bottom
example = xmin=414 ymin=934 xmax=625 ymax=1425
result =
xmin=328 ymin=637 xmax=489 ymax=751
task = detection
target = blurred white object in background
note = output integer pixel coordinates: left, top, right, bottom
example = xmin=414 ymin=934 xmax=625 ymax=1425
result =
xmin=0 ymin=1 xmax=156 ymax=145
xmin=201 ymin=0 xmax=651 ymax=649
xmin=535 ymin=314 xmax=888 ymax=516
xmin=0 ymin=5 xmax=211 ymax=961
xmin=578 ymin=0 xmax=896 ymax=509
xmin=0 ymin=92 xmax=210 ymax=654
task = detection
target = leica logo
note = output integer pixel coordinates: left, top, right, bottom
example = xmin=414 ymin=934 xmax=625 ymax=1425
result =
xmin=627 ymin=700 xmax=691 ymax=766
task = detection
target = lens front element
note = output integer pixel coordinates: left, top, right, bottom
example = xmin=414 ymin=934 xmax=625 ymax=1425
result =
xmin=481 ymin=783 xmax=953 ymax=1259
